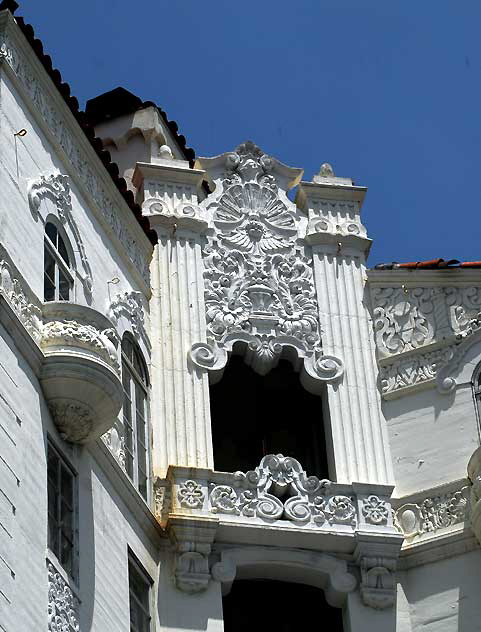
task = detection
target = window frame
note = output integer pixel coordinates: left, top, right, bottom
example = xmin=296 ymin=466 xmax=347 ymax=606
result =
xmin=121 ymin=335 xmax=150 ymax=501
xmin=47 ymin=438 xmax=78 ymax=582
xmin=128 ymin=551 xmax=153 ymax=632
xmin=44 ymin=220 xmax=74 ymax=302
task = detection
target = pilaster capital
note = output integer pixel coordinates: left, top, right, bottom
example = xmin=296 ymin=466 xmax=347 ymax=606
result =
xmin=296 ymin=167 xmax=370 ymax=256
xmin=134 ymin=161 xmax=208 ymax=234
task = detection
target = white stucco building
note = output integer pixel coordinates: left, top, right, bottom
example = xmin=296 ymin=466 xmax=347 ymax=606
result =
xmin=1 ymin=2 xmax=481 ymax=630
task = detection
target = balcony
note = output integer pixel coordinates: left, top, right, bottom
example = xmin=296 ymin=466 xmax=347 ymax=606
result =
xmin=156 ymin=455 xmax=403 ymax=607
xmin=40 ymin=302 xmax=123 ymax=443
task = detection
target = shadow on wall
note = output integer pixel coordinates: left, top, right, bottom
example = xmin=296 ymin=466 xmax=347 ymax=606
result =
xmin=401 ymin=546 xmax=481 ymax=632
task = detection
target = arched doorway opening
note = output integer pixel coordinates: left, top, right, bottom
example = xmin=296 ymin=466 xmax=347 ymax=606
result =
xmin=210 ymin=355 xmax=329 ymax=478
xmin=222 ymin=579 xmax=343 ymax=630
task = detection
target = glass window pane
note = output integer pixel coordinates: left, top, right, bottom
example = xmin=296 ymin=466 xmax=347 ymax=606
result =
xmin=45 ymin=222 xmax=57 ymax=244
xmin=58 ymin=270 xmax=70 ymax=301
xmin=129 ymin=558 xmax=151 ymax=632
xmin=57 ymin=234 xmax=69 ymax=265
xmin=44 ymin=274 xmax=55 ymax=302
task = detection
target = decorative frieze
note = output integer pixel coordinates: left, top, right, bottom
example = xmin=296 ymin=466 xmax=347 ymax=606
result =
xmin=0 ymin=26 xmax=150 ymax=284
xmin=47 ymin=561 xmax=79 ymax=632
xmin=0 ymin=249 xmax=42 ymax=343
xmin=394 ymin=483 xmax=469 ymax=541
xmin=379 ymin=345 xmax=457 ymax=397
xmin=370 ymin=283 xmax=481 ymax=397
xmin=41 ymin=319 xmax=120 ymax=374
xmin=209 ymin=454 xmax=356 ymax=528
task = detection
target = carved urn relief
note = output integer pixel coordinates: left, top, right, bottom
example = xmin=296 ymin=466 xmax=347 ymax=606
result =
xmin=190 ymin=141 xmax=344 ymax=389
xmin=40 ymin=302 xmax=122 ymax=443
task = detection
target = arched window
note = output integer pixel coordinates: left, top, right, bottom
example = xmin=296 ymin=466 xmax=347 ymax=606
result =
xmin=44 ymin=221 xmax=73 ymax=302
xmin=121 ymin=335 xmax=150 ymax=500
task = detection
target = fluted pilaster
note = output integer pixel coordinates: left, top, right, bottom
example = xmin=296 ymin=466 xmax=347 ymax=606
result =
xmin=134 ymin=161 xmax=212 ymax=476
xmin=297 ymin=175 xmax=394 ymax=485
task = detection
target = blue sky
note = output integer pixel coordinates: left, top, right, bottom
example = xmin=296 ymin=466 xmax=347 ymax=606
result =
xmin=17 ymin=1 xmax=481 ymax=266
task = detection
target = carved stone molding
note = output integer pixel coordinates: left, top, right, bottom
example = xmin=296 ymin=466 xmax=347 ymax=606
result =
xmin=28 ymin=173 xmax=93 ymax=297
xmin=211 ymin=546 xmax=357 ymax=607
xmin=370 ymin=283 xmax=481 ymax=397
xmin=394 ymin=482 xmax=469 ymax=542
xmin=359 ymin=555 xmax=397 ymax=610
xmin=209 ymin=454 xmax=357 ymax=527
xmin=192 ymin=142 xmax=341 ymax=385
xmin=47 ymin=561 xmax=79 ymax=632
xmin=178 ymin=480 xmax=205 ymax=509
xmin=102 ymin=423 xmax=126 ymax=470
xmin=166 ymin=516 xmax=218 ymax=594
xmin=0 ymin=24 xmax=150 ymax=284
xmin=379 ymin=345 xmax=457 ymax=398
xmin=0 ymin=246 xmax=42 ymax=343
xmin=108 ymin=290 xmax=150 ymax=352
xmin=41 ymin=318 xmax=120 ymax=375
xmin=48 ymin=400 xmax=93 ymax=444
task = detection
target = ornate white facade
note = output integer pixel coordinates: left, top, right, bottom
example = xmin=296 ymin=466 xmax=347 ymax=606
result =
xmin=1 ymin=3 xmax=481 ymax=631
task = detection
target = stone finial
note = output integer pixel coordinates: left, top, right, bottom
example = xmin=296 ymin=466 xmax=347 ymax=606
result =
xmin=319 ymin=163 xmax=335 ymax=177
xmin=159 ymin=145 xmax=174 ymax=160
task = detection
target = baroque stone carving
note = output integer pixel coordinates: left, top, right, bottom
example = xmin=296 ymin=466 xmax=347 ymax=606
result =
xmin=174 ymin=543 xmax=212 ymax=593
xmin=194 ymin=141 xmax=343 ymax=380
xmin=108 ymin=290 xmax=150 ymax=351
xmin=41 ymin=320 xmax=120 ymax=374
xmin=359 ymin=556 xmax=396 ymax=610
xmin=178 ymin=480 xmax=205 ymax=509
xmin=28 ymin=173 xmax=93 ymax=297
xmin=395 ymin=485 xmax=469 ymax=540
xmin=0 ymin=254 xmax=42 ymax=342
xmin=372 ymin=287 xmax=435 ymax=356
xmin=209 ymin=454 xmax=356 ymax=528
xmin=362 ymin=495 xmax=390 ymax=525
xmin=0 ymin=32 xmax=149 ymax=283
xmin=102 ymin=424 xmax=126 ymax=470
xmin=379 ymin=345 xmax=457 ymax=396
xmin=48 ymin=400 xmax=93 ymax=443
xmin=47 ymin=561 xmax=80 ymax=632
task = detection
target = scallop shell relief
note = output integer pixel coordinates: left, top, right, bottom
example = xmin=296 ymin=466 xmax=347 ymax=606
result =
xmin=203 ymin=142 xmax=320 ymax=364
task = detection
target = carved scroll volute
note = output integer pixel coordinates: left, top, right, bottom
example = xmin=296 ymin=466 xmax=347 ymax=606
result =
xmin=190 ymin=142 xmax=344 ymax=384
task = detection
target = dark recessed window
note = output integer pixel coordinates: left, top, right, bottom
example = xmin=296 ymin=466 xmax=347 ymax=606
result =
xmin=210 ymin=356 xmax=329 ymax=478
xmin=44 ymin=221 xmax=73 ymax=302
xmin=223 ymin=580 xmax=343 ymax=631
xmin=129 ymin=553 xmax=152 ymax=632
xmin=122 ymin=335 xmax=150 ymax=500
xmin=47 ymin=440 xmax=77 ymax=580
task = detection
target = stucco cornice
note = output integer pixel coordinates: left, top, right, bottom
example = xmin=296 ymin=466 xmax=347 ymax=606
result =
xmin=0 ymin=11 xmax=152 ymax=290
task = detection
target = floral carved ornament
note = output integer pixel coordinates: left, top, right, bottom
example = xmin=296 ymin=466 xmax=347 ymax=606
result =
xmin=189 ymin=142 xmax=343 ymax=383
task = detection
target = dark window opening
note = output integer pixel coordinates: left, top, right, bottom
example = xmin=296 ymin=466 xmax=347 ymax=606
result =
xmin=47 ymin=440 xmax=77 ymax=580
xmin=210 ymin=356 xmax=329 ymax=478
xmin=222 ymin=580 xmax=343 ymax=631
xmin=121 ymin=335 xmax=150 ymax=500
xmin=128 ymin=553 xmax=152 ymax=632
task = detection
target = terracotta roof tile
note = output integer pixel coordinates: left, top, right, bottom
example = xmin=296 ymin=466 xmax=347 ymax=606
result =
xmin=373 ymin=259 xmax=481 ymax=270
